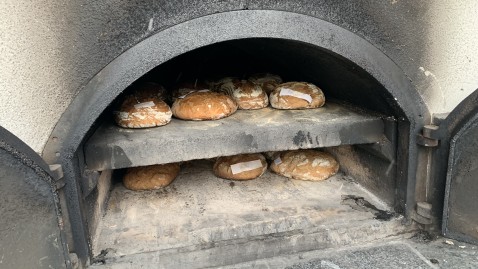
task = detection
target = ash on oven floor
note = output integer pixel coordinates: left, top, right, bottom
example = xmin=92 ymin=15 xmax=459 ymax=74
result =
xmin=92 ymin=160 xmax=409 ymax=268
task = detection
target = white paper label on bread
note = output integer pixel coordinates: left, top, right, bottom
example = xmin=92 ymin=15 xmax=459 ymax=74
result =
xmin=279 ymin=88 xmax=312 ymax=103
xmin=134 ymin=101 xmax=155 ymax=109
xmin=274 ymin=157 xmax=282 ymax=165
xmin=230 ymin=160 xmax=263 ymax=175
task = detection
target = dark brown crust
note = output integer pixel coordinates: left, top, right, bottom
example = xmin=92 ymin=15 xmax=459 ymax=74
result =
xmin=171 ymin=91 xmax=238 ymax=120
xmin=123 ymin=163 xmax=181 ymax=191
xmin=213 ymin=153 xmax=268 ymax=180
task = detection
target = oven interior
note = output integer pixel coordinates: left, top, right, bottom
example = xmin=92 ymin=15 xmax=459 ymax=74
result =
xmin=79 ymin=38 xmax=411 ymax=265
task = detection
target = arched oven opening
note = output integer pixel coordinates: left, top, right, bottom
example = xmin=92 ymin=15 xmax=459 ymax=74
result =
xmin=73 ymin=38 xmax=417 ymax=266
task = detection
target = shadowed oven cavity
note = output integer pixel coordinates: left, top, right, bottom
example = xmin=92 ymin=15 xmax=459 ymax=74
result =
xmin=79 ymin=38 xmax=410 ymax=266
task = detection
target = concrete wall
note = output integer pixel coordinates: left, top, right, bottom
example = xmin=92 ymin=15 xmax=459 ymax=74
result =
xmin=415 ymin=1 xmax=478 ymax=115
xmin=1 ymin=0 xmax=477 ymax=154
xmin=0 ymin=1 xmax=78 ymax=154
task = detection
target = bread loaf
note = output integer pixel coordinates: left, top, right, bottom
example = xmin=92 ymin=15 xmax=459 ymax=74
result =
xmin=270 ymin=150 xmax=339 ymax=181
xmin=248 ymin=73 xmax=282 ymax=94
xmin=123 ymin=163 xmax=181 ymax=191
xmin=269 ymin=82 xmax=325 ymax=109
xmin=171 ymin=90 xmax=237 ymax=120
xmin=216 ymin=79 xmax=268 ymax=110
xmin=213 ymin=153 xmax=267 ymax=180
xmin=115 ymin=83 xmax=172 ymax=128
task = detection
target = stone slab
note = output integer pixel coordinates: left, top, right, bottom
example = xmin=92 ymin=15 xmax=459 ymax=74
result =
xmin=85 ymin=103 xmax=384 ymax=170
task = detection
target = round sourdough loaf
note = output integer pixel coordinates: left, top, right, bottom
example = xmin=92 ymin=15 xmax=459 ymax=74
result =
xmin=115 ymin=84 xmax=172 ymax=128
xmin=171 ymin=90 xmax=237 ymax=120
xmin=171 ymin=81 xmax=209 ymax=102
xmin=269 ymin=82 xmax=325 ymax=109
xmin=123 ymin=163 xmax=181 ymax=191
xmin=216 ymin=79 xmax=268 ymax=110
xmin=248 ymin=73 xmax=282 ymax=94
xmin=270 ymin=150 xmax=339 ymax=181
xmin=213 ymin=153 xmax=267 ymax=180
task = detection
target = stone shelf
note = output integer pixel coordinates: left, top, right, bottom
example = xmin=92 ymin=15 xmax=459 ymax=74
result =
xmin=84 ymin=103 xmax=384 ymax=171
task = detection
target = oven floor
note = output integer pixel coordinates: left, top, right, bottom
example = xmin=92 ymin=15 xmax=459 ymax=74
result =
xmin=92 ymin=160 xmax=410 ymax=268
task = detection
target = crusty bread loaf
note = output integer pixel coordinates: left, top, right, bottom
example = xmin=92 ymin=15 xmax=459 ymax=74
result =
xmin=171 ymin=81 xmax=209 ymax=102
xmin=270 ymin=150 xmax=339 ymax=181
xmin=269 ymin=82 xmax=325 ymax=109
xmin=171 ymin=90 xmax=237 ymax=120
xmin=213 ymin=153 xmax=268 ymax=180
xmin=115 ymin=84 xmax=172 ymax=128
xmin=216 ymin=79 xmax=269 ymax=110
xmin=123 ymin=163 xmax=181 ymax=191
xmin=248 ymin=73 xmax=282 ymax=94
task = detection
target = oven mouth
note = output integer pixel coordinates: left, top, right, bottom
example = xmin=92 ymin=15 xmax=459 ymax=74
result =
xmin=39 ymin=11 xmax=429 ymax=265
xmin=75 ymin=37 xmax=415 ymax=265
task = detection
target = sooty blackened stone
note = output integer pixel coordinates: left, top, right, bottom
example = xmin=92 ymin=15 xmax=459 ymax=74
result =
xmin=341 ymin=194 xmax=395 ymax=221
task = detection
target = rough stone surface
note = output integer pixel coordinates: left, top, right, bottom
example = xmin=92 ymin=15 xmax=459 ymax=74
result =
xmin=90 ymin=237 xmax=478 ymax=269
xmin=215 ymin=237 xmax=478 ymax=269
xmin=85 ymin=103 xmax=384 ymax=170
xmin=410 ymin=238 xmax=478 ymax=269
xmin=90 ymin=160 xmax=407 ymax=268
xmin=285 ymin=243 xmax=433 ymax=269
